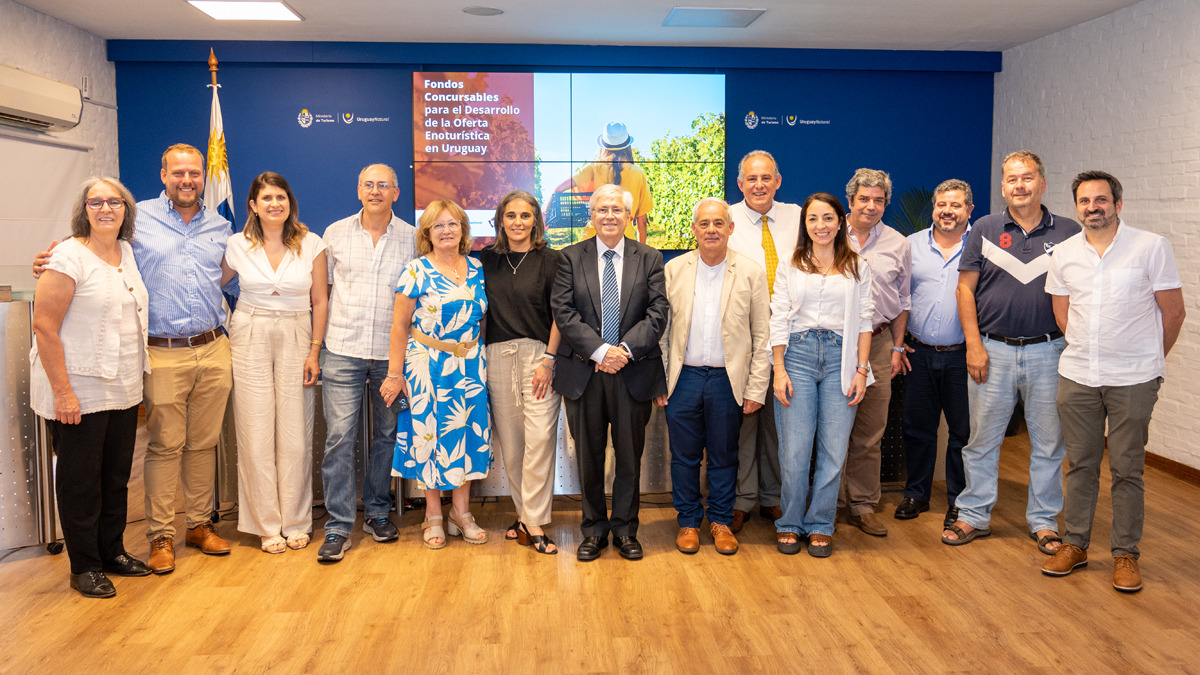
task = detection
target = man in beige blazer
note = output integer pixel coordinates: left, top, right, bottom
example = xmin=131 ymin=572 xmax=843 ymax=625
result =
xmin=655 ymin=197 xmax=772 ymax=555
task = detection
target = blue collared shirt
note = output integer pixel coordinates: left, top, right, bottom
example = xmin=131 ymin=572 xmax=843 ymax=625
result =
xmin=907 ymin=227 xmax=969 ymax=346
xmin=132 ymin=192 xmax=232 ymax=338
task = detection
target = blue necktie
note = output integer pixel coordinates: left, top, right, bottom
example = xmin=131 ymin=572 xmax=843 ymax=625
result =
xmin=602 ymin=249 xmax=619 ymax=345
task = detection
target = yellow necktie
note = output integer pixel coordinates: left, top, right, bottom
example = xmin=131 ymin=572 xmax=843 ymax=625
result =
xmin=761 ymin=214 xmax=779 ymax=296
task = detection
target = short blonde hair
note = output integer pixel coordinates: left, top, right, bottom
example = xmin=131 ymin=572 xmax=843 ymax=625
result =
xmin=417 ymin=200 xmax=472 ymax=256
xmin=161 ymin=143 xmax=204 ymax=170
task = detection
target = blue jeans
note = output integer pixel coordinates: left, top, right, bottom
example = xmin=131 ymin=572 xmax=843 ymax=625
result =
xmin=320 ymin=350 xmax=398 ymax=537
xmin=957 ymin=336 xmax=1066 ymax=533
xmin=775 ymin=330 xmax=858 ymax=537
xmin=664 ymin=366 xmax=742 ymax=527
xmin=901 ymin=343 xmax=969 ymax=505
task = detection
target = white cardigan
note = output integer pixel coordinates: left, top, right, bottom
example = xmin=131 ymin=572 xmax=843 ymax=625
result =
xmin=769 ymin=257 xmax=875 ymax=395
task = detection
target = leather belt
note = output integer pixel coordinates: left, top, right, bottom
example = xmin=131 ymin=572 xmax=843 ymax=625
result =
xmin=983 ymin=331 xmax=1063 ymax=347
xmin=871 ymin=321 xmax=891 ymax=337
xmin=411 ymin=325 xmax=478 ymax=358
xmin=148 ymin=327 xmax=224 ymax=348
xmin=906 ymin=333 xmax=967 ymax=352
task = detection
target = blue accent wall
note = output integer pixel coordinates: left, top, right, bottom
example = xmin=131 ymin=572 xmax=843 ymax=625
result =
xmin=111 ymin=41 xmax=997 ymax=237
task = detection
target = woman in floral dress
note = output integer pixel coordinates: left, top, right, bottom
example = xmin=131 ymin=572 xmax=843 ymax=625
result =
xmin=380 ymin=199 xmax=491 ymax=549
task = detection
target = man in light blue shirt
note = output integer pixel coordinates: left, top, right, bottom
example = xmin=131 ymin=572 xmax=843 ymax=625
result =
xmin=895 ymin=179 xmax=973 ymax=529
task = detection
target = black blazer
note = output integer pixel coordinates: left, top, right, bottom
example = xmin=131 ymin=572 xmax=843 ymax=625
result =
xmin=550 ymin=237 xmax=669 ymax=402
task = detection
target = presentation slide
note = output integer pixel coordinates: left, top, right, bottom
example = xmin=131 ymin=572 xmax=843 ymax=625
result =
xmin=413 ymin=72 xmax=725 ymax=249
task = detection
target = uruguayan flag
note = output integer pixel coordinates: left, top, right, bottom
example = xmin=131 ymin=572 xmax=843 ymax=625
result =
xmin=204 ymin=84 xmax=235 ymax=227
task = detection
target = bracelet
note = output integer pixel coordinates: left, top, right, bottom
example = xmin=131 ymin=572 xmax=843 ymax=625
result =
xmin=891 ymin=346 xmax=904 ymax=353
xmin=856 ymin=367 xmax=869 ymax=375
xmin=543 ymin=352 xmax=556 ymax=360
xmin=385 ymin=374 xmax=401 ymax=379
xmin=856 ymin=363 xmax=869 ymax=370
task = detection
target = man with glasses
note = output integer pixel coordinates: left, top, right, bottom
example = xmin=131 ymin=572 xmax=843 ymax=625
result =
xmin=552 ymin=183 xmax=669 ymax=561
xmin=316 ymin=164 xmax=417 ymax=563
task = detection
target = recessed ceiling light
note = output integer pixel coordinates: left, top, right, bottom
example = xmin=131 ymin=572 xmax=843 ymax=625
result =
xmin=663 ymin=7 xmax=765 ymax=28
xmin=187 ymin=1 xmax=303 ymax=21
xmin=463 ymin=6 xmax=504 ymax=16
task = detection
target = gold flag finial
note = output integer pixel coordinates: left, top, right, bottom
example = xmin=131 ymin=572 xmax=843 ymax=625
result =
xmin=208 ymin=48 xmax=219 ymax=87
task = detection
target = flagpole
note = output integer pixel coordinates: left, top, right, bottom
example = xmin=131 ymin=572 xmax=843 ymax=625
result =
xmin=204 ymin=48 xmax=235 ymax=228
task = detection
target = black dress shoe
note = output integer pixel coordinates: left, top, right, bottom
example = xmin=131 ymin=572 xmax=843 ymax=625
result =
xmin=943 ymin=506 xmax=960 ymax=529
xmin=102 ymin=553 xmax=153 ymax=577
xmin=576 ymin=535 xmax=608 ymax=561
xmin=894 ymin=498 xmax=930 ymax=520
xmin=614 ymin=535 xmax=643 ymax=560
xmin=70 ymin=571 xmax=116 ymax=598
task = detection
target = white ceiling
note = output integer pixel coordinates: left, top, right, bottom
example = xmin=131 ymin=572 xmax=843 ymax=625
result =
xmin=17 ymin=0 xmax=1144 ymax=51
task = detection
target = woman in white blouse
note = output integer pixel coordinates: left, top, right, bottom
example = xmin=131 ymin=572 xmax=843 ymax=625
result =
xmin=221 ymin=172 xmax=328 ymax=553
xmin=31 ymin=177 xmax=152 ymax=597
xmin=771 ymin=192 xmax=874 ymax=558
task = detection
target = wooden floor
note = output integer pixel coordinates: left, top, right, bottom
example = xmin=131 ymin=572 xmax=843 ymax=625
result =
xmin=3 ymin=426 xmax=1200 ymax=674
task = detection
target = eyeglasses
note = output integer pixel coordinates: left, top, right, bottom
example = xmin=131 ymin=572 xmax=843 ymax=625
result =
xmin=431 ymin=221 xmax=462 ymax=233
xmin=86 ymin=198 xmax=126 ymax=210
xmin=360 ymin=181 xmax=394 ymax=191
xmin=594 ymin=206 xmax=626 ymax=216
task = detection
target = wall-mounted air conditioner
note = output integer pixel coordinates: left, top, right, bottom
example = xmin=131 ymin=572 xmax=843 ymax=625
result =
xmin=0 ymin=63 xmax=83 ymax=132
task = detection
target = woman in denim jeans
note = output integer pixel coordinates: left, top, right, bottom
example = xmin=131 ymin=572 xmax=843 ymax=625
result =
xmin=770 ymin=192 xmax=874 ymax=558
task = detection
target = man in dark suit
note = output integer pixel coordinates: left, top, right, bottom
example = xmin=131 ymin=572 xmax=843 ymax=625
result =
xmin=552 ymin=183 xmax=669 ymax=561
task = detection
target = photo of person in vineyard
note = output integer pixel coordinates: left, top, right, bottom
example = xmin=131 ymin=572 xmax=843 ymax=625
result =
xmin=553 ymin=122 xmax=653 ymax=243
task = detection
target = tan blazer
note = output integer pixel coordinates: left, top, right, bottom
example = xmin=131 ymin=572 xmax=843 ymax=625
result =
xmin=662 ymin=249 xmax=771 ymax=405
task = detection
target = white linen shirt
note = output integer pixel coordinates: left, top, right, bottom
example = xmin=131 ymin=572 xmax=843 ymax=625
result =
xmin=323 ymin=211 xmax=417 ymax=360
xmin=770 ymin=260 xmax=875 ymax=395
xmin=1045 ymin=221 xmax=1182 ymax=387
xmin=682 ymin=258 xmax=726 ymax=367
xmin=30 ymin=238 xmax=149 ymax=417
xmin=225 ymin=231 xmax=326 ymax=311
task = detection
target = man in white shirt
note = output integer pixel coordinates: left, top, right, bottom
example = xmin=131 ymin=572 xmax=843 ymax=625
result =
xmin=1040 ymin=171 xmax=1185 ymax=592
xmin=726 ymin=150 xmax=801 ymax=532
xmin=316 ymin=164 xmax=417 ymax=563
xmin=657 ymin=198 xmax=771 ymax=556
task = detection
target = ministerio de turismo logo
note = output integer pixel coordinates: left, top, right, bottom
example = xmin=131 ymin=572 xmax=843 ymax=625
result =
xmin=744 ymin=111 xmax=759 ymax=129
xmin=298 ymin=109 xmax=313 ymax=128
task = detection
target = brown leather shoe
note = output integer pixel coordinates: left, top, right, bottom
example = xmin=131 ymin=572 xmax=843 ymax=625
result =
xmin=730 ymin=509 xmax=748 ymax=534
xmin=847 ymin=511 xmax=888 ymax=537
xmin=676 ymin=527 xmax=700 ymax=554
xmin=759 ymin=505 xmax=782 ymax=522
xmin=710 ymin=523 xmax=738 ymax=556
xmin=1041 ymin=543 xmax=1088 ymax=576
xmin=1112 ymin=555 xmax=1143 ymax=592
xmin=186 ymin=522 xmax=232 ymax=556
xmin=148 ymin=535 xmax=175 ymax=574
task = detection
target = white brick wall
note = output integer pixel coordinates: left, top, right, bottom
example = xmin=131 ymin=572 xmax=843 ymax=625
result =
xmin=0 ymin=0 xmax=118 ymax=178
xmin=994 ymin=0 xmax=1200 ymax=469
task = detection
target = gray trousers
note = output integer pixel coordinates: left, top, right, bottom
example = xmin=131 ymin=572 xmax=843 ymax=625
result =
xmin=1056 ymin=375 xmax=1161 ymax=558
xmin=735 ymin=372 xmax=781 ymax=510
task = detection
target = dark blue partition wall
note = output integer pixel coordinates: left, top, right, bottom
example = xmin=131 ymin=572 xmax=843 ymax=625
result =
xmin=110 ymin=40 xmax=998 ymax=237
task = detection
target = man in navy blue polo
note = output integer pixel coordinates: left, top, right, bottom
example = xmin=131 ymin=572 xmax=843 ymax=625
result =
xmin=942 ymin=151 xmax=1080 ymax=554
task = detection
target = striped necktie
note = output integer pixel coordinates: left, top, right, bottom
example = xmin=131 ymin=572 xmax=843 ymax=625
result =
xmin=761 ymin=214 xmax=779 ymax=296
xmin=602 ymin=249 xmax=620 ymax=345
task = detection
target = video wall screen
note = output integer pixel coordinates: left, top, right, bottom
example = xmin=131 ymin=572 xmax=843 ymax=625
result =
xmin=413 ymin=72 xmax=725 ymax=249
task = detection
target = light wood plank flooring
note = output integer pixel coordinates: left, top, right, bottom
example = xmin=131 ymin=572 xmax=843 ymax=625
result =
xmin=2 ymin=424 xmax=1199 ymax=674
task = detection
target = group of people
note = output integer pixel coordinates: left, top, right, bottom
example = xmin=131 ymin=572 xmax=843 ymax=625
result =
xmin=30 ymin=143 xmax=1183 ymax=599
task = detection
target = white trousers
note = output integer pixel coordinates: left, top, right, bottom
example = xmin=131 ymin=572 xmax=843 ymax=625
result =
xmin=486 ymin=338 xmax=562 ymax=526
xmin=229 ymin=305 xmax=314 ymax=538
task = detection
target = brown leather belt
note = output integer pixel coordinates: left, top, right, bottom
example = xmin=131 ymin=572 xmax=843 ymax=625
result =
xmin=871 ymin=321 xmax=891 ymax=337
xmin=411 ymin=326 xmax=478 ymax=358
xmin=148 ymin=327 xmax=224 ymax=348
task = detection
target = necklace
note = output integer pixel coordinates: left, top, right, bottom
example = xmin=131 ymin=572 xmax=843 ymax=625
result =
xmin=506 ymin=250 xmax=530 ymax=275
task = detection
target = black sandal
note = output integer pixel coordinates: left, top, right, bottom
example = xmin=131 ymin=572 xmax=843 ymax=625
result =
xmin=517 ymin=522 xmax=558 ymax=555
xmin=505 ymin=520 xmax=521 ymax=541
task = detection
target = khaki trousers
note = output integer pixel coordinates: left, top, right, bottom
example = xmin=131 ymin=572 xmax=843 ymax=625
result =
xmin=143 ymin=335 xmax=233 ymax=541
xmin=229 ymin=306 xmax=315 ymax=538
xmin=839 ymin=330 xmax=893 ymax=515
xmin=486 ymin=338 xmax=562 ymax=526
